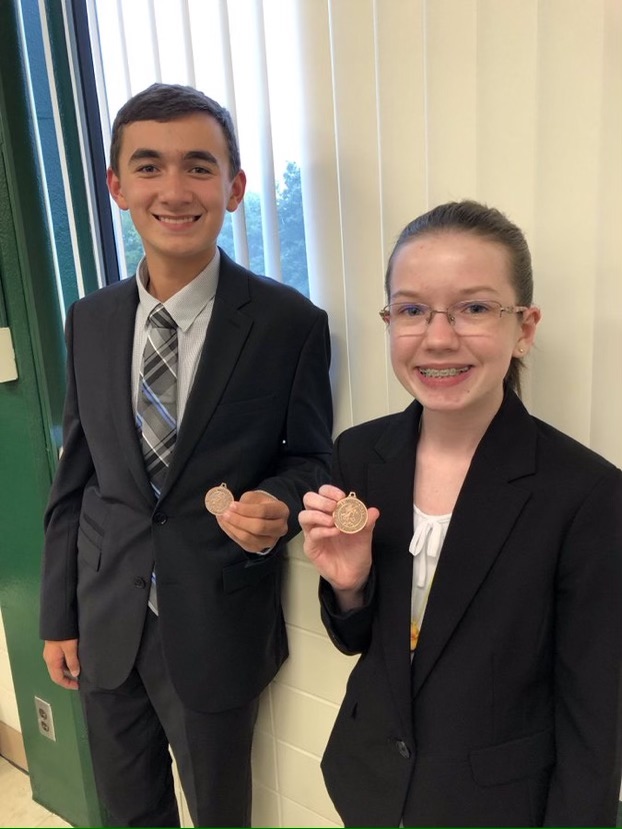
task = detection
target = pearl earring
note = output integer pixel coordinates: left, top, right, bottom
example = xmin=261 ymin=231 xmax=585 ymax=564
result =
xmin=518 ymin=346 xmax=525 ymax=354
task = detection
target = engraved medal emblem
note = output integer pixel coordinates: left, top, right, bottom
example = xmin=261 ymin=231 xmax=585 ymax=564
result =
xmin=333 ymin=492 xmax=368 ymax=534
xmin=204 ymin=483 xmax=234 ymax=515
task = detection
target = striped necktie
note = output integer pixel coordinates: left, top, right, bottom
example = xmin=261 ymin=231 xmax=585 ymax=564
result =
xmin=136 ymin=303 xmax=178 ymax=613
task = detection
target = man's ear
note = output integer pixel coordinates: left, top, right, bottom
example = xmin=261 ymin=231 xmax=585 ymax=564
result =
xmin=107 ymin=167 xmax=129 ymax=211
xmin=226 ymin=169 xmax=247 ymax=213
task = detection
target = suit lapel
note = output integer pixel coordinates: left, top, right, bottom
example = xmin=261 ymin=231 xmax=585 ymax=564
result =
xmin=412 ymin=391 xmax=538 ymax=697
xmin=368 ymin=403 xmax=422 ymax=735
xmin=162 ymin=254 xmax=253 ymax=496
xmin=107 ymin=278 xmax=154 ymax=506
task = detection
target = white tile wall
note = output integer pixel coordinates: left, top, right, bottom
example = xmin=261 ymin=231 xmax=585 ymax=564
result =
xmin=245 ymin=544 xmax=356 ymax=827
xmin=281 ymin=556 xmax=326 ymax=637
xmin=275 ymin=741 xmax=340 ymax=823
xmin=280 ymin=795 xmax=340 ymax=829
xmin=276 ymin=625 xmax=353 ymax=707
xmin=252 ymin=728 xmax=278 ymax=791
xmin=271 ymin=682 xmax=339 ymax=759
xmin=252 ymin=783 xmax=281 ymax=828
xmin=0 ymin=607 xmax=20 ymax=733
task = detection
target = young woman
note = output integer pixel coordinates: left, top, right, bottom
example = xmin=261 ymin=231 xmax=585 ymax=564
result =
xmin=300 ymin=201 xmax=622 ymax=827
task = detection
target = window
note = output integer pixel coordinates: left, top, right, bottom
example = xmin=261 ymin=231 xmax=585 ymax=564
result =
xmin=85 ymin=0 xmax=310 ymax=295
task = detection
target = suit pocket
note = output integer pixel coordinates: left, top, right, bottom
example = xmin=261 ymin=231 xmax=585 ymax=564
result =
xmin=77 ymin=524 xmax=102 ymax=571
xmin=212 ymin=393 xmax=276 ymax=418
xmin=77 ymin=488 xmax=109 ymax=572
xmin=222 ymin=554 xmax=278 ymax=593
xmin=469 ymin=728 xmax=555 ymax=786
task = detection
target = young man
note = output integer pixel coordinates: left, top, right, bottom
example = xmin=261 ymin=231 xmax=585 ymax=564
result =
xmin=40 ymin=83 xmax=333 ymax=827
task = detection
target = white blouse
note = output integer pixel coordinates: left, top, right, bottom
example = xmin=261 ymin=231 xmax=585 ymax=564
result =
xmin=409 ymin=505 xmax=452 ymax=651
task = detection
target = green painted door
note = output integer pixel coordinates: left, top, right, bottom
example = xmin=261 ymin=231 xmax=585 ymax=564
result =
xmin=0 ymin=1 xmax=101 ymax=824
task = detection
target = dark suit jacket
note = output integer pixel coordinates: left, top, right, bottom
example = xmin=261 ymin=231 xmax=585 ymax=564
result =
xmin=320 ymin=390 xmax=622 ymax=827
xmin=40 ymin=250 xmax=333 ymax=712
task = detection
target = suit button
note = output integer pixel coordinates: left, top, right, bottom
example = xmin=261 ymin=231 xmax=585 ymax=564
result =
xmin=395 ymin=740 xmax=411 ymax=759
xmin=133 ymin=577 xmax=146 ymax=589
xmin=153 ymin=511 xmax=167 ymax=525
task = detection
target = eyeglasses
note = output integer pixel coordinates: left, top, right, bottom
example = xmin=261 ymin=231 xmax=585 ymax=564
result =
xmin=378 ymin=300 xmax=528 ymax=335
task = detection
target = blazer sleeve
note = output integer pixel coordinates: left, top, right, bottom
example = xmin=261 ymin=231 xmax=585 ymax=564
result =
xmin=317 ymin=430 xmax=377 ymax=655
xmin=250 ymin=308 xmax=333 ymax=542
xmin=319 ymin=569 xmax=376 ymax=655
xmin=39 ymin=303 xmax=95 ymax=641
xmin=544 ymin=465 xmax=622 ymax=826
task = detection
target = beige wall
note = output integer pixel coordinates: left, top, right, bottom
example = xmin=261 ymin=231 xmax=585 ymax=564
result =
xmin=0 ymin=606 xmax=27 ymax=770
xmin=0 ymin=609 xmax=20 ymax=735
xmin=250 ymin=538 xmax=351 ymax=827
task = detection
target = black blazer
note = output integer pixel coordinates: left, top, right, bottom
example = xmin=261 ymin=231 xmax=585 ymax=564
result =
xmin=40 ymin=251 xmax=333 ymax=712
xmin=320 ymin=390 xmax=622 ymax=827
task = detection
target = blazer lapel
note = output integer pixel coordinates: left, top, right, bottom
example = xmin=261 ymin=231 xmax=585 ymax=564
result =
xmin=162 ymin=254 xmax=253 ymax=496
xmin=369 ymin=403 xmax=422 ymax=736
xmin=412 ymin=391 xmax=538 ymax=697
xmin=107 ymin=278 xmax=154 ymax=506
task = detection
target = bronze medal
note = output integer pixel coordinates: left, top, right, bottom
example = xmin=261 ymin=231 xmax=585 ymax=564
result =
xmin=204 ymin=483 xmax=234 ymax=515
xmin=333 ymin=491 xmax=368 ymax=534
xmin=410 ymin=621 xmax=420 ymax=651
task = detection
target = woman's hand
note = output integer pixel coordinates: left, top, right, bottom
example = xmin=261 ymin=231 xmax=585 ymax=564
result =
xmin=299 ymin=484 xmax=379 ymax=611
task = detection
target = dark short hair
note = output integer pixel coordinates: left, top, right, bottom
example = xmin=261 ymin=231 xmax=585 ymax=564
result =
xmin=385 ymin=200 xmax=534 ymax=395
xmin=109 ymin=83 xmax=241 ymax=178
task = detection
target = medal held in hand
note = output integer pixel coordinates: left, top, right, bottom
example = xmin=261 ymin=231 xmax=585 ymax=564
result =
xmin=333 ymin=492 xmax=368 ymax=534
xmin=204 ymin=483 xmax=234 ymax=515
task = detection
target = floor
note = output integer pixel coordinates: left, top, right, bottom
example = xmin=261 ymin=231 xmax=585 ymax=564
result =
xmin=0 ymin=757 xmax=71 ymax=828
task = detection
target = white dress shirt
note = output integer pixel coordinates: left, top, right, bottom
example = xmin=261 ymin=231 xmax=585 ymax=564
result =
xmin=131 ymin=249 xmax=220 ymax=424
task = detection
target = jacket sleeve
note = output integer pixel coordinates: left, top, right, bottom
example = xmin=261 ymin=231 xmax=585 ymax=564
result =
xmin=544 ymin=466 xmax=622 ymax=826
xmin=319 ymin=569 xmax=376 ymax=655
xmin=39 ymin=303 xmax=95 ymax=641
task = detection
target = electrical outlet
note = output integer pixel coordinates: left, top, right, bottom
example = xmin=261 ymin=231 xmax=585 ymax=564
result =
xmin=34 ymin=696 xmax=56 ymax=741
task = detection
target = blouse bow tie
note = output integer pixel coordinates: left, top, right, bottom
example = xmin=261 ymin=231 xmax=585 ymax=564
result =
xmin=409 ymin=518 xmax=443 ymax=588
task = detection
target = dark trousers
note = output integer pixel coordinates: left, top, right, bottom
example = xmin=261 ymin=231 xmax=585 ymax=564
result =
xmin=79 ymin=610 xmax=259 ymax=827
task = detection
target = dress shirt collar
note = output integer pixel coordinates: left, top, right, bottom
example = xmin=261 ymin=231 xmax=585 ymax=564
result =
xmin=136 ymin=248 xmax=220 ymax=331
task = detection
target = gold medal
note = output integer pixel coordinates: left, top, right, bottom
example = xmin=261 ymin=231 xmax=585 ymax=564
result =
xmin=333 ymin=492 xmax=368 ymax=534
xmin=204 ymin=483 xmax=234 ymax=515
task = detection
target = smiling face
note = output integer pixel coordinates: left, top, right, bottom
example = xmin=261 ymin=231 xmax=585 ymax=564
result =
xmin=387 ymin=230 xmax=540 ymax=422
xmin=107 ymin=113 xmax=245 ymax=285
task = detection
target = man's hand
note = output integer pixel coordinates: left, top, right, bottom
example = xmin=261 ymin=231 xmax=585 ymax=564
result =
xmin=43 ymin=639 xmax=80 ymax=690
xmin=217 ymin=490 xmax=289 ymax=553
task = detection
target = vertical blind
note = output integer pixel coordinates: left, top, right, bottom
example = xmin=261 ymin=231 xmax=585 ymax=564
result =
xmin=70 ymin=0 xmax=622 ymax=461
xmin=291 ymin=0 xmax=622 ymax=467
xmin=86 ymin=0 xmax=298 ymax=278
